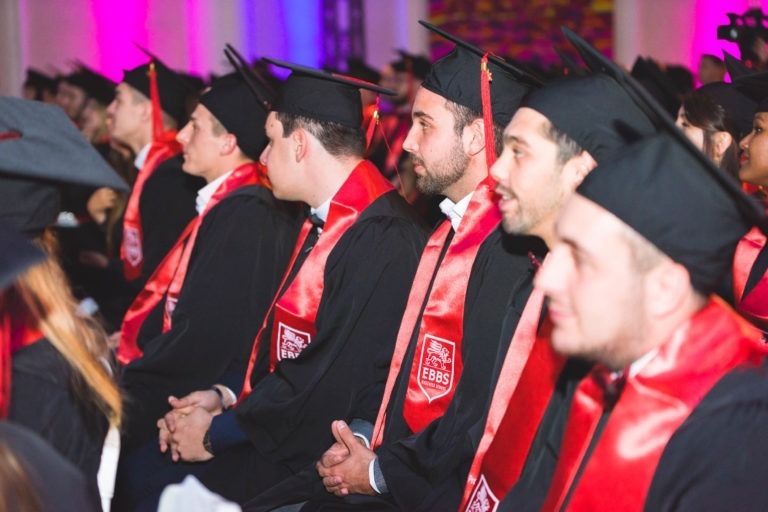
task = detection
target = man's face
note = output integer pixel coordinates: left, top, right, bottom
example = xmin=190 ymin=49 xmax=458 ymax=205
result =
xmin=675 ymin=107 xmax=705 ymax=152
xmin=106 ymin=83 xmax=147 ymax=146
xmin=402 ymin=87 xmax=469 ymax=198
xmin=176 ymin=104 xmax=227 ymax=182
xmin=535 ymin=194 xmax=649 ymax=370
xmin=55 ymin=81 xmax=88 ymax=120
xmin=491 ymin=107 xmax=573 ymax=240
xmin=260 ymin=111 xmax=299 ymax=200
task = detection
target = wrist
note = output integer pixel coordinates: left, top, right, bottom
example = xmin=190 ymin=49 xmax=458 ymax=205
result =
xmin=210 ymin=385 xmax=231 ymax=411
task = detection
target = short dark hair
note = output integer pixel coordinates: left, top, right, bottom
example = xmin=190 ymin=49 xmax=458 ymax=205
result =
xmin=541 ymin=120 xmax=584 ymax=166
xmin=443 ymin=100 xmax=504 ymax=156
xmin=276 ymin=111 xmax=366 ymax=158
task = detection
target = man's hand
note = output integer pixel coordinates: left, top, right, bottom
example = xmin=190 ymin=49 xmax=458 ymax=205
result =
xmin=168 ymin=389 xmax=224 ymax=415
xmin=167 ymin=407 xmax=215 ymax=462
xmin=316 ymin=420 xmax=377 ymax=497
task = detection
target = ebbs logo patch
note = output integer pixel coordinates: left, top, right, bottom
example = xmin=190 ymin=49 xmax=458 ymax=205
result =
xmin=277 ymin=322 xmax=311 ymax=361
xmin=417 ymin=335 xmax=455 ymax=402
xmin=465 ymin=474 xmax=499 ymax=512
xmin=124 ymin=227 xmax=142 ymax=265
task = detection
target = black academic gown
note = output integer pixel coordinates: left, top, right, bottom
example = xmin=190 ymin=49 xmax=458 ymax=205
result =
xmin=9 ymin=338 xmax=109 ymax=507
xmin=644 ymin=360 xmax=768 ymax=511
xmin=246 ymin=230 xmax=543 ymax=511
xmin=136 ymin=154 xmax=204 ymax=286
xmin=199 ymin=191 xmax=427 ymax=504
xmin=0 ymin=421 xmax=99 ymax=512
xmin=120 ymin=184 xmax=300 ymax=452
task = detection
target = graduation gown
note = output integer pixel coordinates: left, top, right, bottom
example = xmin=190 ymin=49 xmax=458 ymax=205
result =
xmin=503 ymin=299 xmax=767 ymax=512
xmin=135 ymin=154 xmax=204 ymax=286
xmin=247 ymin=231 xmax=542 ymax=511
xmin=9 ymin=338 xmax=108 ymax=505
xmin=0 ymin=421 xmax=99 ymax=512
xmin=200 ymin=190 xmax=427 ymax=504
xmin=120 ymin=184 xmax=299 ymax=452
xmin=644 ymin=359 xmax=768 ymax=511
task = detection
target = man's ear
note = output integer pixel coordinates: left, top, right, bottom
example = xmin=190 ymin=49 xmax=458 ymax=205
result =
xmin=292 ymin=126 xmax=309 ymax=162
xmin=563 ymin=150 xmax=597 ymax=189
xmin=220 ymin=133 xmax=238 ymax=156
xmin=464 ymin=117 xmax=487 ymax=157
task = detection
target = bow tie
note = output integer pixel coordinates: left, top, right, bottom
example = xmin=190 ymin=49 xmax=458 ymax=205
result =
xmin=308 ymin=212 xmax=325 ymax=229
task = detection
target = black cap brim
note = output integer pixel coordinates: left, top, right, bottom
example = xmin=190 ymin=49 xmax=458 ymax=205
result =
xmin=0 ymin=222 xmax=45 ymax=289
xmin=562 ymin=27 xmax=768 ymax=234
xmin=0 ymin=97 xmax=129 ymax=191
xmin=264 ymin=58 xmax=395 ymax=96
xmin=418 ymin=20 xmax=543 ymax=87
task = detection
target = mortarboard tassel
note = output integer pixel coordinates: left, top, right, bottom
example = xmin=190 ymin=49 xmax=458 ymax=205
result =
xmin=480 ymin=53 xmax=497 ymax=169
xmin=365 ymin=95 xmax=380 ymax=150
xmin=147 ymin=61 xmax=164 ymax=142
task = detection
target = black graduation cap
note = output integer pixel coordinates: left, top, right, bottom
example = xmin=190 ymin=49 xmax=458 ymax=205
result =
xmin=223 ymin=43 xmax=277 ymax=111
xmin=122 ymin=46 xmax=194 ymax=126
xmin=694 ymin=81 xmax=757 ymax=137
xmin=630 ymin=57 xmax=681 ymax=116
xmin=0 ymin=97 xmax=129 ymax=233
xmin=346 ymin=58 xmax=382 ymax=86
xmin=732 ymin=69 xmax=768 ymax=113
xmin=418 ymin=20 xmax=541 ymax=127
xmin=723 ymin=50 xmax=753 ymax=81
xmin=577 ymin=131 xmax=768 ymax=295
xmin=554 ymin=47 xmax=587 ymax=77
xmin=0 ymin=222 xmax=45 ymax=290
xmin=390 ymin=50 xmax=432 ymax=80
xmin=263 ymin=58 xmax=395 ymax=128
xmin=63 ymin=65 xmax=116 ymax=106
xmin=199 ymin=76 xmax=269 ymax=161
xmin=523 ymin=73 xmax=657 ymax=163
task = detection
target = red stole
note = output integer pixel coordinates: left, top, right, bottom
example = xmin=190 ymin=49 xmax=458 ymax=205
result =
xmin=542 ymin=298 xmax=767 ymax=512
xmin=121 ymin=140 xmax=181 ymax=281
xmin=117 ymin=163 xmax=266 ymax=365
xmin=371 ymin=176 xmax=501 ymax=446
xmin=0 ymin=312 xmax=44 ymax=418
xmin=733 ymin=226 xmax=768 ymax=332
xmin=238 ymin=161 xmax=393 ymax=399
xmin=460 ymin=287 xmax=565 ymax=512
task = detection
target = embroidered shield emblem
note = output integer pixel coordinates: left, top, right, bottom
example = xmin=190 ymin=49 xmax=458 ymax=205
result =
xmin=417 ymin=334 xmax=455 ymax=402
xmin=276 ymin=322 xmax=311 ymax=361
xmin=466 ymin=474 xmax=499 ymax=512
xmin=124 ymin=227 xmax=143 ymax=266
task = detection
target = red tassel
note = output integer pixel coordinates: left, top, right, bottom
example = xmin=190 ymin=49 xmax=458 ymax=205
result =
xmin=365 ymin=95 xmax=380 ymax=150
xmin=148 ymin=61 xmax=165 ymax=143
xmin=480 ymin=54 xmax=496 ymax=170
xmin=0 ymin=131 xmax=21 ymax=141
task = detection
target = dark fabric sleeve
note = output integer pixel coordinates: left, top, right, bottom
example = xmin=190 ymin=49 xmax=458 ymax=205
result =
xmin=121 ymin=189 xmax=298 ymax=449
xmin=234 ymin=215 xmax=425 ymax=472
xmin=644 ymin=366 xmax=768 ymax=512
xmin=137 ymin=155 xmax=204 ymax=284
xmin=376 ymin=233 xmax=537 ymax=510
xmin=209 ymin=409 xmax=250 ymax=454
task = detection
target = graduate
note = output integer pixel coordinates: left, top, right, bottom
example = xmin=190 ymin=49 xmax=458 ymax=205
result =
xmin=0 ymin=97 xmax=128 ymax=507
xmin=107 ymin=53 xmax=204 ymax=286
xmin=158 ymin=60 xmax=427 ymax=505
xmin=531 ymin=124 xmax=768 ymax=512
xmin=275 ymin=21 xmax=543 ymax=512
xmin=112 ymin=74 xmax=300 ymax=509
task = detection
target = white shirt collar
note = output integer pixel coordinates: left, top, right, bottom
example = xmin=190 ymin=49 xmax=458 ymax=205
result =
xmin=627 ymin=348 xmax=659 ymax=378
xmin=196 ymin=170 xmax=233 ymax=215
xmin=310 ymin=198 xmax=331 ymax=224
xmin=310 ymin=198 xmax=331 ymax=234
xmin=134 ymin=143 xmax=151 ymax=170
xmin=439 ymin=193 xmax=473 ymax=231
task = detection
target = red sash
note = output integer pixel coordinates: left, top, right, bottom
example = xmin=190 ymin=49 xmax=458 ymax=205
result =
xmin=0 ymin=312 xmax=44 ymax=418
xmin=733 ymin=226 xmax=768 ymax=332
xmin=371 ymin=176 xmax=501 ymax=446
xmin=117 ymin=163 xmax=266 ymax=365
xmin=542 ymin=298 xmax=767 ymax=512
xmin=121 ymin=140 xmax=181 ymax=281
xmin=460 ymin=287 xmax=565 ymax=512
xmin=238 ymin=161 xmax=393 ymax=398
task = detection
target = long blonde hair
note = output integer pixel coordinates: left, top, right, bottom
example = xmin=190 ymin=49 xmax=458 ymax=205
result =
xmin=3 ymin=231 xmax=121 ymax=427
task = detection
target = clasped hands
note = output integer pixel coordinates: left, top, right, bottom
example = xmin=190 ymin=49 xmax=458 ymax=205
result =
xmin=157 ymin=389 xmax=222 ymax=462
xmin=315 ymin=420 xmax=378 ymax=497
